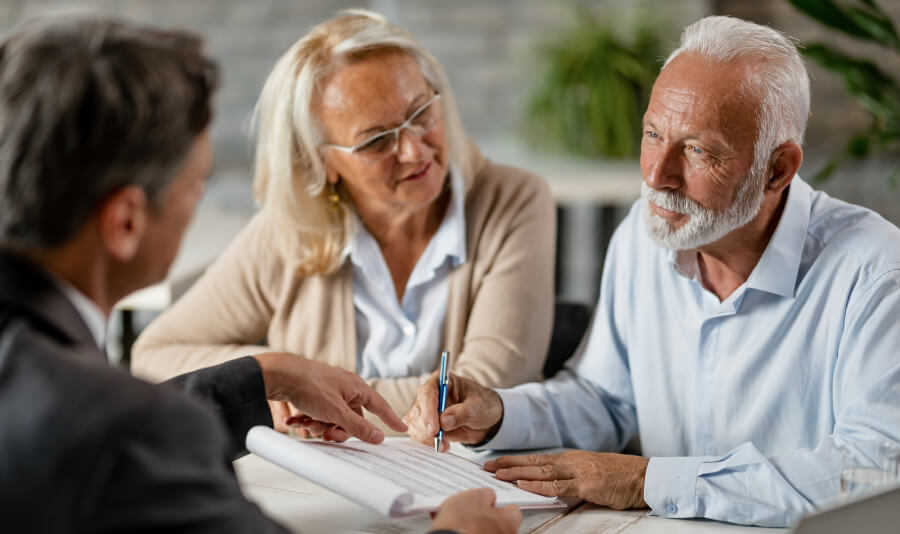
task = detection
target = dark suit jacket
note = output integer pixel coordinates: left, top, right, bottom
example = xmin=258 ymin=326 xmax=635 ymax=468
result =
xmin=0 ymin=250 xmax=289 ymax=533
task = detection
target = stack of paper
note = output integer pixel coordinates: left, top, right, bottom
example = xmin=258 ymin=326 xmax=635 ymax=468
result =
xmin=246 ymin=426 xmax=564 ymax=517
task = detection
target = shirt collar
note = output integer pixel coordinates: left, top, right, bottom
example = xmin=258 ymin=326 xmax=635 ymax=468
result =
xmin=667 ymin=176 xmax=812 ymax=299
xmin=47 ymin=272 xmax=107 ymax=350
xmin=348 ymin=170 xmax=467 ymax=275
xmin=744 ymin=176 xmax=811 ymax=298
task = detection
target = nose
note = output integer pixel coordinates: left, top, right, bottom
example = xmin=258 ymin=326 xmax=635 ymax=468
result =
xmin=395 ymin=127 xmax=427 ymax=163
xmin=642 ymin=144 xmax=683 ymax=192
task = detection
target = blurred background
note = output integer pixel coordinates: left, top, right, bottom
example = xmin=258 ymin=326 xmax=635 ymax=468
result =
xmin=2 ymin=0 xmax=898 ymax=312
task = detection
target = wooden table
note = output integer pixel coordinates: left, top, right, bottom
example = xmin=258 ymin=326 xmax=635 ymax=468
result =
xmin=233 ymin=440 xmax=779 ymax=534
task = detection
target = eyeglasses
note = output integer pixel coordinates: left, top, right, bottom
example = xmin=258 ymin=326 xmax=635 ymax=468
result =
xmin=322 ymin=93 xmax=442 ymax=163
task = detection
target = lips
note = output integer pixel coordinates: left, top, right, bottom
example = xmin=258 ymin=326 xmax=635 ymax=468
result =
xmin=403 ymin=162 xmax=431 ymax=182
xmin=650 ymin=201 xmax=685 ymax=220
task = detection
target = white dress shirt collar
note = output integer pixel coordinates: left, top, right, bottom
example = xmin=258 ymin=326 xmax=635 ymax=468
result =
xmin=667 ymin=176 xmax=811 ymax=299
xmin=46 ymin=272 xmax=107 ymax=350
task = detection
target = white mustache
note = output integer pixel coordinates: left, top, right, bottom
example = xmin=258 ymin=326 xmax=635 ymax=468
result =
xmin=641 ymin=183 xmax=708 ymax=216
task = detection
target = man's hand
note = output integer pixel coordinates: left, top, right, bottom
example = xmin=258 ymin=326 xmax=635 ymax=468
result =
xmin=430 ymin=488 xmax=521 ymax=534
xmin=254 ymin=352 xmax=407 ymax=444
xmin=268 ymin=400 xmax=321 ymax=438
xmin=485 ymin=451 xmax=649 ymax=510
xmin=403 ymin=371 xmax=503 ymax=452
xmin=268 ymin=400 xmax=295 ymax=434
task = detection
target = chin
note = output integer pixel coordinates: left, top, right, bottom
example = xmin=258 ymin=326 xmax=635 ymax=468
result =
xmin=403 ymin=163 xmax=446 ymax=202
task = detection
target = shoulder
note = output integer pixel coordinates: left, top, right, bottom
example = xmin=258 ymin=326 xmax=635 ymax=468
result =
xmin=224 ymin=210 xmax=281 ymax=261
xmin=2 ymin=317 xmax=219 ymax=440
xmin=465 ymin=158 xmax=554 ymax=219
xmin=206 ymin=209 xmax=294 ymax=288
xmin=0 ymin=317 xmax=227 ymax=520
xmin=469 ymin=158 xmax=553 ymax=205
xmin=805 ymin=189 xmax=900 ymax=280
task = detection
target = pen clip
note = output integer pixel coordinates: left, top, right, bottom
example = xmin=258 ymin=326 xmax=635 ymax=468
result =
xmin=439 ymin=350 xmax=450 ymax=384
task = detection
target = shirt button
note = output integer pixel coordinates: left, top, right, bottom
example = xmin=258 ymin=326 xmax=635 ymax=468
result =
xmin=667 ymin=503 xmax=678 ymax=515
xmin=402 ymin=324 xmax=415 ymax=336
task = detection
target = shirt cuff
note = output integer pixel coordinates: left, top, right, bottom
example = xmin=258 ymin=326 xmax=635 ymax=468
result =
xmin=644 ymin=456 xmax=703 ymax=518
xmin=473 ymin=388 xmax=533 ymax=450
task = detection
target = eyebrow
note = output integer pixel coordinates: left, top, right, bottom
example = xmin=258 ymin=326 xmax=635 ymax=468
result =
xmin=353 ymin=92 xmax=427 ymax=140
xmin=641 ymin=117 xmax=732 ymax=151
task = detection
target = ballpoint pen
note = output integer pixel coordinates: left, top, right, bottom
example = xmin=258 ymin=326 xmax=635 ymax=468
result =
xmin=434 ymin=350 xmax=450 ymax=452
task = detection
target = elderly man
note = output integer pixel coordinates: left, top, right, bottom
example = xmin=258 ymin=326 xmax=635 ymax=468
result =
xmin=0 ymin=16 xmax=519 ymax=534
xmin=405 ymin=15 xmax=900 ymax=527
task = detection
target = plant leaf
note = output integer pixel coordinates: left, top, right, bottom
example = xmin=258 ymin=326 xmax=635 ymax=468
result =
xmin=523 ymin=9 xmax=662 ymax=158
xmin=844 ymin=5 xmax=900 ymax=50
xmin=790 ymin=0 xmax=900 ymax=50
xmin=811 ymin=132 xmax=879 ymax=183
xmin=801 ymin=44 xmax=900 ymax=121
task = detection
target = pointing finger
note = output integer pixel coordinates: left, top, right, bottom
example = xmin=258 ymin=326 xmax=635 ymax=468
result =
xmin=334 ymin=405 xmax=385 ymax=444
xmin=359 ymin=385 xmax=408 ymax=433
xmin=322 ymin=426 xmax=351 ymax=443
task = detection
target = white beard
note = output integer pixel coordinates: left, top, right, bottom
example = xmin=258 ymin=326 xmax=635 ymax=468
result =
xmin=641 ymin=169 xmax=766 ymax=251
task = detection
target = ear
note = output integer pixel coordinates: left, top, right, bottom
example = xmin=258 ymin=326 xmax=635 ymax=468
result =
xmin=316 ymin=147 xmax=343 ymax=185
xmin=95 ymin=186 xmax=148 ymax=262
xmin=323 ymin=158 xmax=342 ymax=185
xmin=765 ymin=142 xmax=803 ymax=194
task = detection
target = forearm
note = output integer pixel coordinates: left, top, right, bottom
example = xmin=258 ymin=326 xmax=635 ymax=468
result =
xmin=646 ymin=432 xmax=900 ymax=528
xmin=163 ymin=356 xmax=272 ymax=458
xmin=481 ymin=369 xmax=637 ymax=452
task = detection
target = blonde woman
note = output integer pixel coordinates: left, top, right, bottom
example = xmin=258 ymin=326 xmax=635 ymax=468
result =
xmin=132 ymin=9 xmax=555 ymax=433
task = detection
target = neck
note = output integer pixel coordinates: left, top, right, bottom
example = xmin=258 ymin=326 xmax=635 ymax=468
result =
xmin=24 ymin=236 xmax=117 ymax=317
xmin=695 ymin=189 xmax=788 ymax=301
xmin=358 ymin=188 xmax=450 ymax=249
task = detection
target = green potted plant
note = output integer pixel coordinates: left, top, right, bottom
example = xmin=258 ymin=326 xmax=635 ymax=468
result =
xmin=524 ymin=11 xmax=664 ymax=159
xmin=790 ymin=0 xmax=900 ymax=185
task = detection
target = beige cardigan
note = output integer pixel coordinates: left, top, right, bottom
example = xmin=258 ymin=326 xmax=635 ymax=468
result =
xmin=132 ymin=145 xmax=556 ymax=423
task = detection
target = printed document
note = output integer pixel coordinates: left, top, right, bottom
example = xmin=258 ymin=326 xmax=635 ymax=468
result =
xmin=246 ymin=426 xmax=563 ymax=517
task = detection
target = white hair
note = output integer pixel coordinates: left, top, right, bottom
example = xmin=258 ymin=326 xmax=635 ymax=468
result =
xmin=664 ymin=16 xmax=810 ymax=177
xmin=252 ymin=9 xmax=471 ymax=275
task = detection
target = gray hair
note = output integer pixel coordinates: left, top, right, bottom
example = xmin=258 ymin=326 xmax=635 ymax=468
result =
xmin=252 ymin=9 xmax=472 ymax=276
xmin=664 ymin=16 xmax=810 ymax=176
xmin=0 ymin=16 xmax=218 ymax=249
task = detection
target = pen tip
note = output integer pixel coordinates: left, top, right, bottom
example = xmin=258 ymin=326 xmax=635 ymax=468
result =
xmin=433 ymin=438 xmax=439 ymax=452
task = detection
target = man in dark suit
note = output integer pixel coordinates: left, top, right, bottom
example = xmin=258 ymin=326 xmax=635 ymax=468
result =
xmin=0 ymin=16 xmax=520 ymax=534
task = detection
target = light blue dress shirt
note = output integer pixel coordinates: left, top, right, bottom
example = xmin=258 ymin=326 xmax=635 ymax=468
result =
xmin=483 ymin=178 xmax=900 ymax=527
xmin=350 ymin=173 xmax=466 ymax=380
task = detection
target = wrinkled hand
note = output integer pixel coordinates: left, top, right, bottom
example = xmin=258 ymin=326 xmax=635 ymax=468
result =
xmin=430 ymin=488 xmax=521 ymax=534
xmin=403 ymin=371 xmax=503 ymax=452
xmin=485 ymin=451 xmax=649 ymax=510
xmin=255 ymin=352 xmax=407 ymax=444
